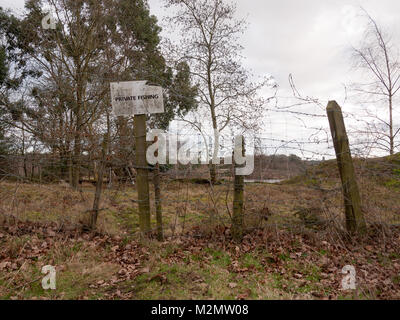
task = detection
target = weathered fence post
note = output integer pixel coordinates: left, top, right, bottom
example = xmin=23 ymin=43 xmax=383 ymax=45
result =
xmin=110 ymin=80 xmax=164 ymax=236
xmin=153 ymin=136 xmax=163 ymax=241
xmin=90 ymin=133 xmax=108 ymax=230
xmin=326 ymin=101 xmax=366 ymax=234
xmin=232 ymin=137 xmax=245 ymax=242
xmin=134 ymin=114 xmax=151 ymax=235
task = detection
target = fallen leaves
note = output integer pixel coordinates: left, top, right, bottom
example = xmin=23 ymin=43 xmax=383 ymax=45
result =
xmin=0 ymin=261 xmax=11 ymax=270
xmin=365 ymin=245 xmax=374 ymax=252
xmin=236 ymin=289 xmax=251 ymax=300
xmin=1 ymin=220 xmax=400 ymax=300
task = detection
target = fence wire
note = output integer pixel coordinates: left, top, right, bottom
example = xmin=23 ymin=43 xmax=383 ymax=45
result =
xmin=1 ymin=127 xmax=399 ymax=241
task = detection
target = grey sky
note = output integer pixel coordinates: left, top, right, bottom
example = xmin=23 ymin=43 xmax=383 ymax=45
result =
xmin=148 ymin=0 xmax=400 ymax=158
xmin=1 ymin=0 xmax=399 ymax=158
xmin=3 ymin=0 xmax=399 ymax=99
xmin=146 ymin=0 xmax=400 ymax=99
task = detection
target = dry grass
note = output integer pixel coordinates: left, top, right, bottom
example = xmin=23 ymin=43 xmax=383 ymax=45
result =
xmin=1 ymin=169 xmax=399 ymax=238
xmin=0 ymin=159 xmax=399 ymax=300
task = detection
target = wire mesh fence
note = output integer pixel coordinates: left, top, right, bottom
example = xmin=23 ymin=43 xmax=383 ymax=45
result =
xmin=1 ymin=120 xmax=399 ymax=242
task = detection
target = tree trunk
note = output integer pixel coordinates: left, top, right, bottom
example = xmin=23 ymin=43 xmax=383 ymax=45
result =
xmin=22 ymin=125 xmax=27 ymax=179
xmin=154 ymin=162 xmax=163 ymax=241
xmin=209 ymin=112 xmax=218 ymax=185
xmin=72 ymin=67 xmax=84 ymax=190
xmin=389 ymin=95 xmax=394 ymax=155
xmin=90 ymin=134 xmax=108 ymax=230
xmin=68 ymin=153 xmax=73 ymax=185
xmin=72 ymin=127 xmax=82 ymax=189
xmin=153 ymin=136 xmax=163 ymax=241
xmin=232 ymin=137 xmax=245 ymax=242
xmin=209 ymin=163 xmax=217 ymax=185
xmin=207 ymin=52 xmax=219 ymax=185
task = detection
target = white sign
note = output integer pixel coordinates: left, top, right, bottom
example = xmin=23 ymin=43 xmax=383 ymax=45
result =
xmin=110 ymin=81 xmax=164 ymax=116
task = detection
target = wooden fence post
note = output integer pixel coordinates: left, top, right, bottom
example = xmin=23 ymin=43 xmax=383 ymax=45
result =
xmin=232 ymin=137 xmax=245 ymax=242
xmin=153 ymin=136 xmax=163 ymax=241
xmin=327 ymin=101 xmax=366 ymax=234
xmin=134 ymin=114 xmax=151 ymax=235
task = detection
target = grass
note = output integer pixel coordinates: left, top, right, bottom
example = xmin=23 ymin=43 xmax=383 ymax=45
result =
xmin=132 ymin=257 xmax=283 ymax=300
xmin=2 ymin=164 xmax=399 ymax=236
xmin=0 ymin=154 xmax=399 ymax=300
xmin=0 ymin=234 xmax=119 ymax=300
xmin=241 ymin=253 xmax=263 ymax=272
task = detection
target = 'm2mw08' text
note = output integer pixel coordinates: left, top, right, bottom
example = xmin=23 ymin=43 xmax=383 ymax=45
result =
xmin=196 ymin=304 xmax=249 ymax=316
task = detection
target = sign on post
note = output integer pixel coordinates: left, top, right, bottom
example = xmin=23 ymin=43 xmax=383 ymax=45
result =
xmin=110 ymin=81 xmax=164 ymax=116
xmin=110 ymin=80 xmax=164 ymax=236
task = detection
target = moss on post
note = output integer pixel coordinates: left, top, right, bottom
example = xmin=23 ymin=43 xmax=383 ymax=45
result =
xmin=134 ymin=114 xmax=151 ymax=235
xmin=327 ymin=101 xmax=367 ymax=234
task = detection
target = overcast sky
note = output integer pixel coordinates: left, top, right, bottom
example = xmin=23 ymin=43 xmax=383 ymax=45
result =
xmin=146 ymin=0 xmax=400 ymax=99
xmin=1 ymin=0 xmax=399 ymax=158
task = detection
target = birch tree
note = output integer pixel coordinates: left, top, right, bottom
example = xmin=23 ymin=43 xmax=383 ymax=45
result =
xmin=165 ymin=0 xmax=275 ymax=184
xmin=351 ymin=10 xmax=400 ymax=155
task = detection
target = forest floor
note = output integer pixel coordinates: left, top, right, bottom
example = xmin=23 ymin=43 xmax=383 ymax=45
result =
xmin=0 ymin=156 xmax=400 ymax=300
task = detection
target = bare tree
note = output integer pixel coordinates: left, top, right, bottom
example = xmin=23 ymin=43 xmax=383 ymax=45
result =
xmin=351 ymin=9 xmax=400 ymax=155
xmin=165 ymin=0 xmax=275 ymax=184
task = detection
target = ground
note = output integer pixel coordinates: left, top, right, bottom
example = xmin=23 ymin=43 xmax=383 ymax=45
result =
xmin=0 ymin=156 xmax=399 ymax=300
